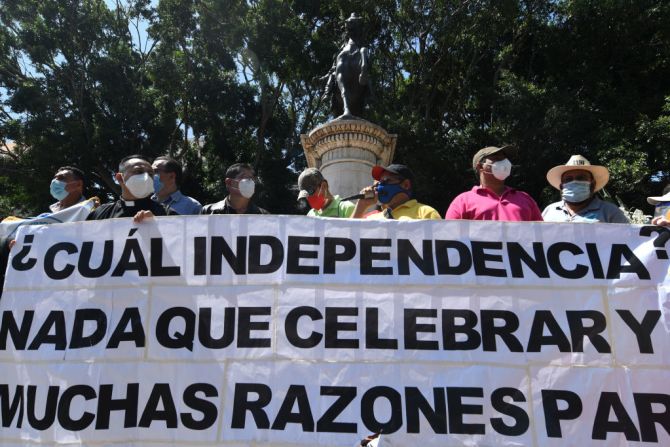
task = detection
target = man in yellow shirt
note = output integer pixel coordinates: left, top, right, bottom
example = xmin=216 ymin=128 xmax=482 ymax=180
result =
xmin=352 ymin=164 xmax=441 ymax=220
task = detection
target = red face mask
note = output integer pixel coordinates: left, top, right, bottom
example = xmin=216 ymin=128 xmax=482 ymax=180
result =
xmin=307 ymin=192 xmax=326 ymax=210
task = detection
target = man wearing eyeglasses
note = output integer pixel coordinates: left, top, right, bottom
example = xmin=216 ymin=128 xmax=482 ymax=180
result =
xmin=542 ymin=155 xmax=629 ymax=223
xmin=352 ymin=164 xmax=441 ymax=220
xmin=201 ymin=163 xmax=269 ymax=215
xmin=151 ymin=156 xmax=202 ymax=215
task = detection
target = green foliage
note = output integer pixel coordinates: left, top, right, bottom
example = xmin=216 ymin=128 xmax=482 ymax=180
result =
xmin=1 ymin=0 xmax=669 ymax=216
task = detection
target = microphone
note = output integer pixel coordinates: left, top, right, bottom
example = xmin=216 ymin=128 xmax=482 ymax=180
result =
xmin=342 ymin=190 xmax=376 ymax=201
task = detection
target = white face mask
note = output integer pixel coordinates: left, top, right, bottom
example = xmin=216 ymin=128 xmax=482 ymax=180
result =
xmin=485 ymin=158 xmax=512 ymax=181
xmin=124 ymin=172 xmax=154 ymax=199
xmin=237 ymin=178 xmax=256 ymax=199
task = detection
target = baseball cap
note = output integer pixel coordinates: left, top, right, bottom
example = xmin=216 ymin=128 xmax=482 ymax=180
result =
xmin=472 ymin=145 xmax=517 ymax=170
xmin=297 ymin=168 xmax=325 ymax=200
xmin=371 ymin=164 xmax=415 ymax=185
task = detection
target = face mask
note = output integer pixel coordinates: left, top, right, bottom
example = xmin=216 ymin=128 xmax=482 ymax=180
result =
xmin=50 ymin=179 xmax=69 ymax=201
xmin=485 ymin=159 xmax=512 ymax=181
xmin=561 ymin=180 xmax=592 ymax=203
xmin=376 ymin=182 xmax=410 ymax=204
xmin=307 ymin=192 xmax=326 ymax=210
xmin=237 ymin=178 xmax=255 ymax=199
xmin=124 ymin=172 xmax=154 ymax=199
xmin=655 ymin=202 xmax=670 ymax=219
xmin=153 ymin=175 xmax=164 ymax=194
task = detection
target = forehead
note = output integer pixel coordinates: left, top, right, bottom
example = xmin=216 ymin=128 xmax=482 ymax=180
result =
xmin=124 ymin=159 xmax=152 ymax=172
xmin=234 ymin=168 xmax=254 ymax=179
xmin=561 ymin=169 xmax=592 ymax=179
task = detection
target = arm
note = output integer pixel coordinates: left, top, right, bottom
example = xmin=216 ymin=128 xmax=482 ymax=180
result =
xmin=351 ymin=185 xmax=377 ymax=218
xmin=444 ymin=194 xmax=465 ymax=220
xmin=359 ymin=47 xmax=369 ymax=85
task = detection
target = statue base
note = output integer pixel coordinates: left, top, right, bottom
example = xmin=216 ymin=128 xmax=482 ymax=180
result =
xmin=300 ymin=119 xmax=397 ymax=199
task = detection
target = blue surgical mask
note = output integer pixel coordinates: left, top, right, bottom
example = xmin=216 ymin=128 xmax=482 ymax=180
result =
xmin=376 ymin=182 xmax=410 ymax=204
xmin=561 ymin=181 xmax=592 ymax=203
xmin=153 ymin=175 xmax=163 ymax=194
xmin=50 ymin=179 xmax=69 ymax=201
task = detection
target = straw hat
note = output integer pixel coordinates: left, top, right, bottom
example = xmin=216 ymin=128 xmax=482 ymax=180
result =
xmin=647 ymin=191 xmax=670 ymax=205
xmin=546 ymin=155 xmax=609 ymax=191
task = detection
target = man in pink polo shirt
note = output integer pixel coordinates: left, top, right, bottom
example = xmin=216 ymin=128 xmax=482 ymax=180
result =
xmin=445 ymin=145 xmax=543 ymax=221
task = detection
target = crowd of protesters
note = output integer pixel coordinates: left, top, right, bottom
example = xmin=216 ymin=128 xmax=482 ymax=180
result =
xmin=29 ymin=146 xmax=670 ymax=225
xmin=3 ymin=148 xmax=669 ymax=447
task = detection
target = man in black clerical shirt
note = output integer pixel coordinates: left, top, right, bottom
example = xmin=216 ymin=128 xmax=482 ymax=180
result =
xmin=88 ymin=155 xmax=174 ymax=221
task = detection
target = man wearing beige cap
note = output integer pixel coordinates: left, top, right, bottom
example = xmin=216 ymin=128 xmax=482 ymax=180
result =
xmin=542 ymin=155 xmax=628 ymax=223
xmin=446 ymin=145 xmax=543 ymax=221
xmin=297 ymin=167 xmax=355 ymax=218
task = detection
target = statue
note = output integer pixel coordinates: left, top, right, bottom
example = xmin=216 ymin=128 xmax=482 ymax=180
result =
xmin=318 ymin=13 xmax=371 ymax=120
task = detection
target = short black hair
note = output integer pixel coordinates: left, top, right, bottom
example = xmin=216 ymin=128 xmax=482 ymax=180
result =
xmin=119 ymin=155 xmax=150 ymax=173
xmin=154 ymin=155 xmax=183 ymax=186
xmin=57 ymin=166 xmax=85 ymax=183
xmin=226 ymin=163 xmax=255 ymax=179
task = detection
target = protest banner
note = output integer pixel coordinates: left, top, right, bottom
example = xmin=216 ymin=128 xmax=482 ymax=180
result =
xmin=1 ymin=215 xmax=669 ymax=446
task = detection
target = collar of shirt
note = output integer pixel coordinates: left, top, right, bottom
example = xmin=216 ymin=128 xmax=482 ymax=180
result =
xmin=559 ymin=195 xmax=601 ymax=213
xmin=49 ymin=195 xmax=86 ymax=213
xmin=388 ymin=199 xmax=417 ymax=211
xmin=154 ymin=190 xmax=184 ymax=205
xmin=473 ymin=185 xmax=515 ymax=198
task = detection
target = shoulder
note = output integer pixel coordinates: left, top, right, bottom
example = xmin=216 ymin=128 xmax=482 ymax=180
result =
xmin=200 ymin=199 xmax=227 ymax=215
xmin=595 ymin=199 xmax=630 ymax=223
xmin=338 ymin=199 xmax=356 ymax=217
xmin=420 ymin=206 xmax=441 ymax=220
xmin=87 ymin=202 xmax=117 ymax=220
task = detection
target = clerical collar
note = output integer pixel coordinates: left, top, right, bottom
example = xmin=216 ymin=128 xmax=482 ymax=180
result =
xmin=122 ymin=200 xmax=135 ymax=206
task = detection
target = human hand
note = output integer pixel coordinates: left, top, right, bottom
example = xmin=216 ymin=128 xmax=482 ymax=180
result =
xmin=133 ymin=210 xmax=155 ymax=224
xmin=652 ymin=216 xmax=670 ymax=227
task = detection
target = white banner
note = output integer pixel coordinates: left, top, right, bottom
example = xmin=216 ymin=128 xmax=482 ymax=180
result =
xmin=1 ymin=215 xmax=670 ymax=446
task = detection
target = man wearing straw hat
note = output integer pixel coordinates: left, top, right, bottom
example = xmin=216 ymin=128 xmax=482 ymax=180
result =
xmin=542 ymin=155 xmax=629 ymax=223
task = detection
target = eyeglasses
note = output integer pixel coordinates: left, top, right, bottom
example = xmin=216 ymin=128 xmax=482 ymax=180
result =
xmin=561 ymin=173 xmax=592 ymax=183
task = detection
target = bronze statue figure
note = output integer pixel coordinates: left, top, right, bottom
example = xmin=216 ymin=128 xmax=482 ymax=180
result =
xmin=319 ymin=13 xmax=371 ymax=120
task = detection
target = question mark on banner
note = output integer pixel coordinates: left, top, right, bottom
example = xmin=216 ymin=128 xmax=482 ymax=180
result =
xmin=639 ymin=226 xmax=670 ymax=259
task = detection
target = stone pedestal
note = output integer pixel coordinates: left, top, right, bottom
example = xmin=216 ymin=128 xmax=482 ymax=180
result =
xmin=300 ymin=120 xmax=397 ymax=199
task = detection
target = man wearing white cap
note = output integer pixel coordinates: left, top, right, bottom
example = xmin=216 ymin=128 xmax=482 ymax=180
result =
xmin=542 ymin=155 xmax=629 ymax=223
xmin=648 ymin=185 xmax=670 ymax=226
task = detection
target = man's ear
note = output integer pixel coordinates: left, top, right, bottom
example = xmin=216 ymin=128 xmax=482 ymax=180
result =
xmin=115 ymin=172 xmax=124 ymax=185
xmin=401 ymin=179 xmax=411 ymax=190
xmin=224 ymin=178 xmax=232 ymax=188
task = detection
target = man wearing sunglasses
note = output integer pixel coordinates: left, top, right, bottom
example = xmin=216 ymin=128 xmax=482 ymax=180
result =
xmin=352 ymin=164 xmax=441 ymax=220
xmin=542 ymin=155 xmax=629 ymax=223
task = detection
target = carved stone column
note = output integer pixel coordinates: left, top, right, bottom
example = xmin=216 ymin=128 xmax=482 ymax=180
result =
xmin=300 ymin=120 xmax=397 ymax=199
